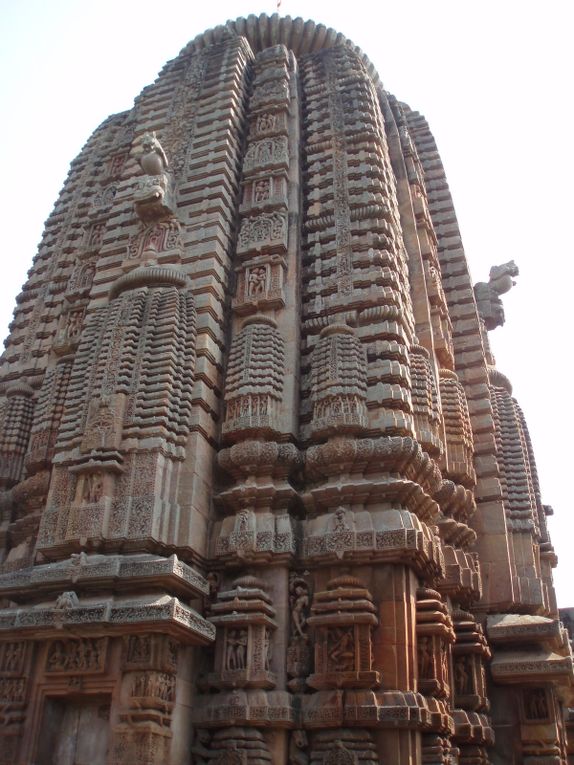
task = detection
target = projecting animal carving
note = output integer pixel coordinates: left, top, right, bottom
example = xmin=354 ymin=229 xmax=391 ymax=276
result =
xmin=474 ymin=260 xmax=519 ymax=330
xmin=139 ymin=132 xmax=169 ymax=175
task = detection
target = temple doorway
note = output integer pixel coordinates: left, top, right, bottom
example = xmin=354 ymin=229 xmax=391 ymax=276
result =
xmin=36 ymin=696 xmax=110 ymax=765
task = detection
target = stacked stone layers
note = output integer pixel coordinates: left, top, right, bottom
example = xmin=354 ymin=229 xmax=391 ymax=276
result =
xmin=0 ymin=14 xmax=570 ymax=765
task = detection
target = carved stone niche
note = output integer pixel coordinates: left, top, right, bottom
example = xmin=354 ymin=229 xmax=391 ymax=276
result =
xmin=125 ymin=218 xmax=184 ymax=267
xmin=80 ymin=394 xmax=126 ymax=453
xmin=310 ymin=728 xmax=378 ymax=764
xmin=452 ymin=609 xmax=490 ymax=712
xmin=416 ymin=588 xmax=455 ymax=699
xmin=208 ymin=575 xmax=277 ymax=690
xmin=213 ymin=508 xmax=296 ymax=562
xmin=240 ymin=173 xmax=288 ymax=213
xmin=122 ymin=634 xmax=179 ymax=673
xmin=67 ymin=464 xmax=118 ymax=541
xmin=236 ymin=211 xmax=288 ymax=258
xmin=65 ymin=255 xmax=96 ymax=300
xmin=521 ymin=686 xmax=552 ymax=723
xmin=53 ymin=304 xmax=86 ymax=355
xmin=307 ymin=575 xmax=380 ymax=690
xmin=232 ymin=255 xmax=287 ymax=315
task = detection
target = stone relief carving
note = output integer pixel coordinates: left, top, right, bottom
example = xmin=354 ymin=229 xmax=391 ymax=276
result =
xmin=237 ymin=212 xmax=287 ymax=255
xmin=233 ymin=256 xmax=286 ymax=314
xmin=307 ymin=575 xmax=380 ymax=690
xmin=523 ymin=688 xmax=549 ymax=721
xmin=0 ymin=641 xmax=26 ymax=674
xmin=244 ymin=137 xmax=288 ymax=172
xmin=290 ymin=576 xmax=310 ymax=641
xmin=127 ymin=218 xmax=183 ymax=262
xmin=208 ymin=575 xmax=277 ymax=690
xmin=45 ymin=637 xmax=106 ymax=674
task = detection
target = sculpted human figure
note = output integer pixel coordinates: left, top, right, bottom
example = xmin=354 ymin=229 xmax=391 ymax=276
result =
xmin=83 ymin=474 xmax=103 ymax=504
xmin=418 ymin=636 xmax=433 ymax=678
xmin=254 ymin=179 xmax=270 ymax=202
xmin=235 ymin=629 xmax=248 ymax=670
xmin=290 ymin=579 xmax=309 ymax=640
xmin=247 ymin=266 xmax=267 ymax=297
xmin=329 ymin=627 xmax=354 ymax=671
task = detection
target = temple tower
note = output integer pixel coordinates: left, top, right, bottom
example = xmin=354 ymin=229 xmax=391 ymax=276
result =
xmin=0 ymin=14 xmax=571 ymax=765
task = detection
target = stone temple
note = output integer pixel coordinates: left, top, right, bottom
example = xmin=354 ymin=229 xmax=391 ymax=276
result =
xmin=0 ymin=13 xmax=571 ymax=765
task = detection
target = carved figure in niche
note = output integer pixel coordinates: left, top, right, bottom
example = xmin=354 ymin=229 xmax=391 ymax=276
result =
xmin=226 ymin=629 xmax=245 ymax=671
xmin=289 ymin=729 xmax=309 ymax=765
xmin=191 ymin=728 xmax=211 ymax=765
xmin=55 ymin=591 xmax=79 ymax=610
xmin=256 ymin=113 xmax=276 ymax=134
xmin=109 ymin=153 xmax=127 ymax=177
xmin=0 ymin=642 xmax=24 ymax=672
xmin=455 ymin=655 xmax=473 ymax=695
xmin=66 ymin=310 xmax=83 ymax=338
xmin=46 ymin=638 xmax=103 ymax=672
xmin=290 ymin=577 xmax=310 ymax=640
xmin=47 ymin=640 xmax=65 ymax=670
xmin=89 ymin=222 xmax=105 ymax=248
xmin=247 ymin=266 xmax=267 ymax=297
xmin=235 ymin=629 xmax=247 ymax=670
xmin=139 ymin=131 xmax=169 ymax=175
xmin=418 ymin=636 xmax=433 ymax=678
xmin=329 ymin=627 xmax=355 ymax=672
xmin=127 ymin=634 xmax=151 ymax=664
xmin=257 ymin=141 xmax=272 ymax=164
xmin=253 ymin=179 xmax=271 ymax=202
xmin=524 ymin=688 xmax=549 ymax=720
xmin=83 ymin=473 xmax=103 ymax=503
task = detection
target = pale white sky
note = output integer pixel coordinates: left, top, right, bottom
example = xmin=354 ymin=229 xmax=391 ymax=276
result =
xmin=1 ymin=0 xmax=572 ymax=604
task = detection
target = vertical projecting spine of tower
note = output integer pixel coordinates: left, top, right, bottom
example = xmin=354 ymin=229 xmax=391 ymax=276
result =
xmin=0 ymin=14 xmax=571 ymax=765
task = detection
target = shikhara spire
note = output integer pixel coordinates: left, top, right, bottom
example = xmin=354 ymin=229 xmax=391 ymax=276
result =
xmin=0 ymin=14 xmax=571 ymax=765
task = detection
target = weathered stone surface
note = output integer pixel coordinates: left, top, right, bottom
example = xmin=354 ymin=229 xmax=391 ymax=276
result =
xmin=0 ymin=13 xmax=569 ymax=765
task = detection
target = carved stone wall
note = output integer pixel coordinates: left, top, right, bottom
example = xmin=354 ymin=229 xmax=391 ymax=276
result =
xmin=0 ymin=13 xmax=569 ymax=765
